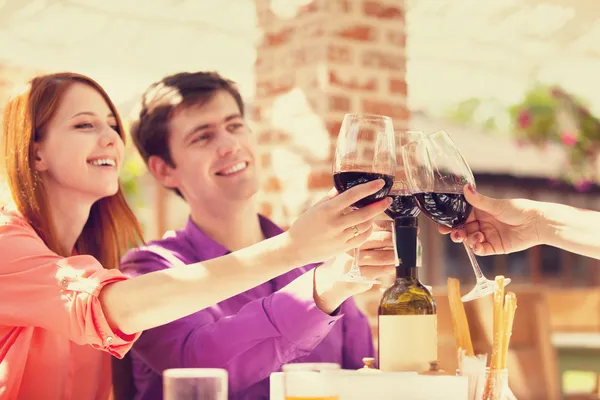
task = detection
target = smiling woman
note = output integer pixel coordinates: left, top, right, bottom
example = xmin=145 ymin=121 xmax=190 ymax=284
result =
xmin=2 ymin=72 xmax=137 ymax=262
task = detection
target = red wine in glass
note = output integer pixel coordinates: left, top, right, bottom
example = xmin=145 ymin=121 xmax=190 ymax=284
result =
xmin=333 ymin=171 xmax=394 ymax=209
xmin=385 ymin=192 xmax=420 ymax=219
xmin=413 ymin=192 xmax=472 ymax=228
xmin=386 ymin=130 xmax=425 ymax=220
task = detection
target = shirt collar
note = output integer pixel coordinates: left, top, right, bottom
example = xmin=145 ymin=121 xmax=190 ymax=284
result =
xmin=182 ymin=214 xmax=284 ymax=260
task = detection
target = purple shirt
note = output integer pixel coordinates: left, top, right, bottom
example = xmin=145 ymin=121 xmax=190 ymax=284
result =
xmin=119 ymin=215 xmax=374 ymax=400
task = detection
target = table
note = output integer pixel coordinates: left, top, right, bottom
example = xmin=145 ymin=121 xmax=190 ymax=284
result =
xmin=270 ymin=371 xmax=469 ymax=400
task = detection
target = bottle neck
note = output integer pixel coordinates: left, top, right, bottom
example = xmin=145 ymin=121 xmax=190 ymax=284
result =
xmin=394 ymin=217 xmax=419 ymax=281
xmin=396 ymin=266 xmax=418 ymax=280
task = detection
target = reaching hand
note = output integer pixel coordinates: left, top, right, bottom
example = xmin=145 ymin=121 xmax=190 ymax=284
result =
xmin=311 ymin=221 xmax=396 ymax=313
xmin=287 ymin=179 xmax=392 ymax=265
xmin=438 ymin=184 xmax=543 ymax=256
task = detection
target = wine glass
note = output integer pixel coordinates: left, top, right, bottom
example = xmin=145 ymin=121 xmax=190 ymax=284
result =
xmin=404 ymin=130 xmax=511 ymax=302
xmin=333 ymin=113 xmax=396 ymax=284
xmin=163 ymin=368 xmax=227 ymax=400
xmin=385 ymin=130 xmax=424 ymax=221
xmin=390 ymin=130 xmax=435 ymax=290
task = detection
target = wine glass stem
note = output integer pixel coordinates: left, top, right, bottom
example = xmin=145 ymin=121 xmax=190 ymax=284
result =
xmin=463 ymin=241 xmax=487 ymax=283
xmin=348 ymin=248 xmax=361 ymax=276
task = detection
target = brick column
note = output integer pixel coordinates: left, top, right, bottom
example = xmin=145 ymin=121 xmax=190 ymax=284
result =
xmin=253 ymin=0 xmax=409 ymax=346
xmin=253 ymin=0 xmax=408 ymax=225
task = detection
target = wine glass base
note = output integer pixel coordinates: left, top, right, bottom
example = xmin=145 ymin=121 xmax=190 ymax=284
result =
xmin=461 ymin=277 xmax=512 ymax=302
xmin=337 ymin=273 xmax=380 ymax=285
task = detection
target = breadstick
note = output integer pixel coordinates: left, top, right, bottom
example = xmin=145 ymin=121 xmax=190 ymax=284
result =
xmin=447 ymin=278 xmax=474 ymax=356
xmin=500 ymin=292 xmax=517 ymax=369
xmin=489 ymin=276 xmax=505 ymax=371
xmin=447 ymin=278 xmax=461 ymax=350
xmin=483 ymin=276 xmax=507 ymax=399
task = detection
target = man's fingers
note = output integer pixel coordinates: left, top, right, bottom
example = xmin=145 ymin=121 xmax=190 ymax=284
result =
xmin=358 ymin=249 xmax=396 ymax=266
xmin=360 ymin=231 xmax=394 ymax=251
xmin=359 ymin=265 xmax=395 ymax=280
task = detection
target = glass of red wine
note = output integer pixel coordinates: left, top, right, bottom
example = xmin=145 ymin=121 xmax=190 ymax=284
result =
xmin=333 ymin=113 xmax=396 ymax=284
xmin=405 ymin=130 xmax=511 ymax=301
xmin=385 ymin=130 xmax=424 ymax=221
xmin=384 ymin=130 xmax=430 ymax=288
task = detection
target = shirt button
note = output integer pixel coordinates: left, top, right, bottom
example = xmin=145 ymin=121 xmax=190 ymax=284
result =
xmin=60 ymin=278 xmax=68 ymax=288
xmin=106 ymin=336 xmax=114 ymax=345
xmin=328 ymin=320 xmax=335 ymax=325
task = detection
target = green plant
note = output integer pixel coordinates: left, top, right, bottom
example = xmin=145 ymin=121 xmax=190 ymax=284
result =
xmin=509 ymin=84 xmax=600 ymax=189
xmin=120 ymin=144 xmax=147 ymax=206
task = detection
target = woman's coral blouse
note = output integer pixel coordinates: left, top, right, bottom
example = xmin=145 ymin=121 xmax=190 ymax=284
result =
xmin=0 ymin=208 xmax=140 ymax=399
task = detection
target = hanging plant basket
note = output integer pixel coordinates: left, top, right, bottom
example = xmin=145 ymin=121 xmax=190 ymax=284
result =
xmin=509 ymin=84 xmax=600 ymax=191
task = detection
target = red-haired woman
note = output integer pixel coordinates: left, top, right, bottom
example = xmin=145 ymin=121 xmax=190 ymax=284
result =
xmin=0 ymin=72 xmax=390 ymax=399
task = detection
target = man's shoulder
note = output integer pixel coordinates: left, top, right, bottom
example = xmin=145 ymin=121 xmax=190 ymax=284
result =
xmin=120 ymin=229 xmax=195 ymax=275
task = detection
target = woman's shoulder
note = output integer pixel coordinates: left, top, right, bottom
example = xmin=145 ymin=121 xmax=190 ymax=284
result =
xmin=0 ymin=205 xmax=38 ymax=237
xmin=0 ymin=206 xmax=55 ymax=274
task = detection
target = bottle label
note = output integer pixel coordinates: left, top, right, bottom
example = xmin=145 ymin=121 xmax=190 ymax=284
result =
xmin=416 ymin=236 xmax=423 ymax=267
xmin=378 ymin=315 xmax=437 ymax=372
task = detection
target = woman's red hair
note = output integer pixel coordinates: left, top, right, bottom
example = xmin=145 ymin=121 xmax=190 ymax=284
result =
xmin=2 ymin=72 xmax=144 ymax=268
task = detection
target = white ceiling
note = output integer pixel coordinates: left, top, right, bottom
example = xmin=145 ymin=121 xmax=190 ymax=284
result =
xmin=0 ymin=0 xmax=259 ymax=105
xmin=406 ymin=0 xmax=600 ymax=122
xmin=0 ymin=0 xmax=598 ymax=119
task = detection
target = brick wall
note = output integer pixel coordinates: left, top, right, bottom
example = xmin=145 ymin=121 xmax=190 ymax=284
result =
xmin=253 ymin=0 xmax=409 ymax=348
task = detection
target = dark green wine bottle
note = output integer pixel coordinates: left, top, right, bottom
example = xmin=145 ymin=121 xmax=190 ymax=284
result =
xmin=378 ymin=217 xmax=437 ymax=372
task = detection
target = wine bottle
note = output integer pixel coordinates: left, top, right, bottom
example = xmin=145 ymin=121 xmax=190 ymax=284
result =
xmin=378 ymin=217 xmax=437 ymax=372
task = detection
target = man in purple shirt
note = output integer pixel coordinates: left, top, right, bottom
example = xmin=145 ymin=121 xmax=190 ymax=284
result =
xmin=119 ymin=71 xmax=394 ymax=400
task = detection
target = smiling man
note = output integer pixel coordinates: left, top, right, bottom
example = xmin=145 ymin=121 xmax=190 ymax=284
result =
xmin=118 ymin=71 xmax=395 ymax=400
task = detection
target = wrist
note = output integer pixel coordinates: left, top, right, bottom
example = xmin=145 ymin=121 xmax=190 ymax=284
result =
xmin=278 ymin=231 xmax=308 ymax=267
xmin=531 ymin=200 xmax=554 ymax=246
xmin=313 ymin=265 xmax=348 ymax=315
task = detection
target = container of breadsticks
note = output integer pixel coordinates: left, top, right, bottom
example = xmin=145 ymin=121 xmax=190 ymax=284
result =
xmin=448 ymin=276 xmax=518 ymax=400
